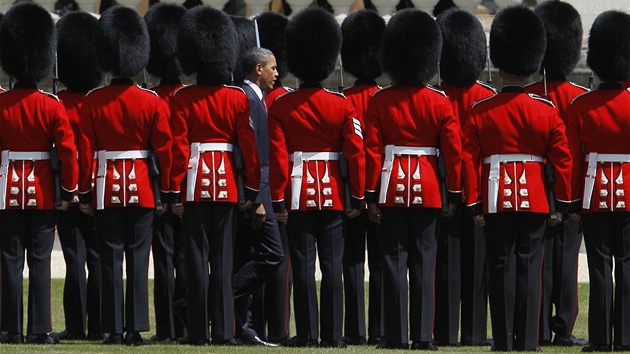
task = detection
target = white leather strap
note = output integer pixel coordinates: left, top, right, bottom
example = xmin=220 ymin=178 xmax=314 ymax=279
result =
xmin=95 ymin=150 xmax=149 ymax=210
xmin=290 ymin=151 xmax=340 ymax=210
xmin=379 ymin=145 xmax=437 ymax=204
xmin=483 ymin=153 xmax=543 ymax=213
xmin=186 ymin=143 xmax=234 ymax=202
xmin=582 ymin=153 xmax=630 ymax=209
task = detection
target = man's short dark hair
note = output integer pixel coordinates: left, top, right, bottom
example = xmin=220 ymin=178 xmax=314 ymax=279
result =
xmin=241 ymin=47 xmax=274 ymax=76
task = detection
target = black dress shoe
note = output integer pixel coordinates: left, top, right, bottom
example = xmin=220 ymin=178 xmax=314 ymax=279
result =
xmin=124 ymin=332 xmax=147 ymax=346
xmin=411 ymin=341 xmax=439 ymax=351
xmin=368 ymin=337 xmax=386 ymax=346
xmin=87 ymin=332 xmax=106 ymax=341
xmin=320 ymin=339 xmax=348 ymax=348
xmin=554 ymin=335 xmax=588 ymax=347
xmin=0 ymin=332 xmax=23 ymax=344
xmin=342 ymin=336 xmax=367 ymax=345
xmin=177 ymin=336 xmax=208 ymax=346
xmin=25 ymin=333 xmax=60 ymax=345
xmin=376 ymin=342 xmax=409 ymax=349
xmin=211 ymin=337 xmax=242 ymax=346
xmin=102 ymin=333 xmax=123 ymax=345
xmin=54 ymin=330 xmax=85 ymax=340
xmin=150 ymin=334 xmax=174 ymax=343
xmin=281 ymin=336 xmax=318 ymax=347
xmin=582 ymin=344 xmax=612 ymax=352
xmin=614 ymin=345 xmax=630 ymax=352
xmin=240 ymin=336 xmax=278 ymax=347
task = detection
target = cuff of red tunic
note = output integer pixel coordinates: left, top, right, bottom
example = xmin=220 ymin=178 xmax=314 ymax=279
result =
xmin=171 ymin=192 xmax=181 ymax=204
xmin=365 ymin=190 xmax=378 ymax=204
xmin=79 ymin=191 xmax=92 ymax=204
xmin=447 ymin=191 xmax=463 ymax=204
xmin=555 ymin=199 xmax=571 ymax=214
xmin=272 ymin=200 xmax=286 ymax=213
xmin=467 ymin=202 xmax=483 ymax=216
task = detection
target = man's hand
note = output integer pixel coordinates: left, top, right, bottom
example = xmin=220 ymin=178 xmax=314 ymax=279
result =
xmin=276 ymin=210 xmax=288 ymax=225
xmin=79 ymin=203 xmax=92 ymax=215
xmin=251 ymin=203 xmax=266 ymax=230
xmin=56 ymin=200 xmax=70 ymax=212
xmin=238 ymin=200 xmax=254 ymax=211
xmin=548 ymin=212 xmax=563 ymax=227
xmin=441 ymin=202 xmax=457 ymax=218
xmin=346 ymin=208 xmax=361 ymax=219
xmin=155 ymin=203 xmax=169 ymax=216
xmin=568 ymin=212 xmax=581 ymax=223
xmin=171 ymin=203 xmax=184 ymax=218
xmin=473 ymin=214 xmax=485 ymax=228
xmin=367 ymin=203 xmax=382 ymax=224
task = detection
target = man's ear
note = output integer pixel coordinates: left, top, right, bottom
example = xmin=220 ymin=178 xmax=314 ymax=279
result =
xmin=255 ymin=63 xmax=264 ymax=76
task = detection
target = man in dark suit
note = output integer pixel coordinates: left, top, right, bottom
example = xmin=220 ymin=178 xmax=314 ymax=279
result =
xmin=233 ymin=47 xmax=284 ymax=346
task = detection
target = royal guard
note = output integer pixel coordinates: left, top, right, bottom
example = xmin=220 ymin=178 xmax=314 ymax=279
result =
xmin=268 ymin=7 xmax=365 ymax=348
xmin=255 ymin=11 xmax=293 ymax=107
xmin=169 ymin=6 xmax=260 ymax=346
xmin=77 ymin=5 xmax=173 ymax=346
xmin=54 ymin=10 xmax=105 ymax=342
xmin=339 ymin=9 xmax=385 ymax=347
xmin=462 ymin=6 xmax=572 ymax=351
xmin=364 ymin=9 xmax=462 ymax=350
xmin=0 ymin=2 xmax=79 ymax=344
xmin=433 ymin=7 xmax=496 ymax=347
xmin=566 ymin=10 xmax=630 ymax=353
xmin=143 ymin=2 xmax=188 ymax=343
xmin=250 ymin=10 xmax=294 ymax=344
xmin=524 ymin=1 xmax=588 ymax=348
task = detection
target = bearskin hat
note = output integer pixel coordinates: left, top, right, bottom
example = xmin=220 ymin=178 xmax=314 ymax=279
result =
xmin=231 ymin=16 xmax=256 ymax=85
xmin=437 ymin=8 xmax=486 ymax=87
xmin=177 ymin=6 xmax=237 ymax=85
xmin=144 ymin=2 xmax=186 ymax=80
xmin=285 ymin=7 xmax=341 ymax=83
xmin=490 ymin=6 xmax=546 ymax=76
xmin=534 ymin=1 xmax=582 ymax=80
xmin=255 ymin=11 xmax=289 ymax=79
xmin=382 ymin=9 xmax=441 ymax=86
xmin=0 ymin=2 xmax=56 ymax=83
xmin=341 ymin=9 xmax=385 ymax=81
xmin=57 ymin=11 xmax=104 ymax=92
xmin=95 ymin=6 xmax=149 ymax=78
xmin=587 ymin=10 xmax=630 ymax=82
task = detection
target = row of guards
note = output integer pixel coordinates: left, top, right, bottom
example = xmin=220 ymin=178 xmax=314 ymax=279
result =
xmin=0 ymin=0 xmax=628 ymax=352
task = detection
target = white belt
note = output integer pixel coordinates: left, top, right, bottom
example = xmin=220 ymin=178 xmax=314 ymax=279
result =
xmin=186 ymin=143 xmax=234 ymax=202
xmin=379 ymin=145 xmax=437 ymax=204
xmin=583 ymin=153 xmax=630 ymax=209
xmin=483 ymin=153 xmax=543 ymax=213
xmin=290 ymin=151 xmax=340 ymax=210
xmin=96 ymin=150 xmax=149 ymax=210
xmin=0 ymin=150 xmax=51 ymax=210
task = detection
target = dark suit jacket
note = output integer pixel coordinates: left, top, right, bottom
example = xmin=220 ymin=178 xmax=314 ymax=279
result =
xmin=241 ymin=83 xmax=275 ymax=220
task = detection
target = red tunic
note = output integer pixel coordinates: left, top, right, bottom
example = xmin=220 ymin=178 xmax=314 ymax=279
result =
xmin=462 ymin=86 xmax=572 ymax=215
xmin=566 ymin=83 xmax=630 ymax=213
xmin=78 ymin=78 xmax=172 ymax=208
xmin=364 ymin=85 xmax=463 ymax=208
xmin=0 ymin=84 xmax=78 ymax=209
xmin=266 ymin=85 xmax=292 ymax=109
xmin=268 ymin=83 xmax=365 ymax=212
xmin=344 ymin=82 xmax=380 ymax=122
xmin=525 ymin=80 xmax=588 ymax=124
xmin=169 ymin=84 xmax=260 ymax=203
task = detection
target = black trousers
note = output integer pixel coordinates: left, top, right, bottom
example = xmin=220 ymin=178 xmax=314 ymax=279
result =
xmin=485 ymin=212 xmax=546 ymax=351
xmin=183 ymin=202 xmax=236 ymax=342
xmin=539 ymin=219 xmax=582 ymax=342
xmin=95 ymin=207 xmax=153 ymax=334
xmin=582 ymin=212 xmax=630 ymax=348
xmin=379 ymin=207 xmax=439 ymax=346
xmin=251 ymin=222 xmax=292 ymax=343
xmin=233 ymin=210 xmax=284 ymax=339
xmin=152 ymin=210 xmax=186 ymax=339
xmin=342 ymin=209 xmax=383 ymax=340
xmin=287 ymin=210 xmax=344 ymax=342
xmin=0 ymin=210 xmax=57 ymax=335
xmin=57 ymin=206 xmax=100 ymax=336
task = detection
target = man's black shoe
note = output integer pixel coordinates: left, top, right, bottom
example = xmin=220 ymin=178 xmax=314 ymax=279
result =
xmin=554 ymin=335 xmax=588 ymax=347
xmin=150 ymin=334 xmax=174 ymax=343
xmin=54 ymin=330 xmax=85 ymax=340
xmin=240 ymin=335 xmax=278 ymax=347
xmin=102 ymin=333 xmax=123 ymax=345
xmin=281 ymin=336 xmax=318 ymax=347
xmin=124 ymin=332 xmax=147 ymax=346
xmin=376 ymin=342 xmax=409 ymax=349
xmin=320 ymin=339 xmax=348 ymax=348
xmin=211 ymin=338 xmax=242 ymax=346
xmin=0 ymin=332 xmax=23 ymax=344
xmin=540 ymin=339 xmax=553 ymax=346
xmin=25 ymin=333 xmax=60 ymax=345
xmin=342 ymin=336 xmax=367 ymax=345
xmin=87 ymin=332 xmax=106 ymax=341
xmin=614 ymin=345 xmax=630 ymax=352
xmin=177 ymin=336 xmax=208 ymax=346
xmin=411 ymin=341 xmax=439 ymax=351
xmin=582 ymin=344 xmax=612 ymax=352
xmin=368 ymin=337 xmax=386 ymax=346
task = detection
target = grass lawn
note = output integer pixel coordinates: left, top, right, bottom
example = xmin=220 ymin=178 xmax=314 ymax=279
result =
xmin=3 ymin=280 xmax=590 ymax=353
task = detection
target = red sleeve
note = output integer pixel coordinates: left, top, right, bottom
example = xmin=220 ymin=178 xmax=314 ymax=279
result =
xmin=268 ymin=102 xmax=289 ymax=210
xmin=566 ymin=103 xmax=584 ymax=205
xmin=235 ymin=96 xmax=260 ymax=199
xmin=439 ymin=101 xmax=463 ymax=195
xmin=150 ymin=98 xmax=173 ymax=194
xmin=78 ymin=99 xmax=96 ymax=196
xmin=53 ymin=101 xmax=79 ymax=196
xmin=462 ymin=113 xmax=482 ymax=211
xmin=547 ymin=111 xmax=573 ymax=207
xmin=341 ymin=99 xmax=366 ymax=204
xmin=169 ymin=94 xmax=190 ymax=196
xmin=363 ymin=97 xmax=383 ymax=203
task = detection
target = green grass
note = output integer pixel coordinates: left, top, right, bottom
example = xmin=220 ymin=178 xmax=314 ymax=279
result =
xmin=4 ymin=280 xmax=590 ymax=353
